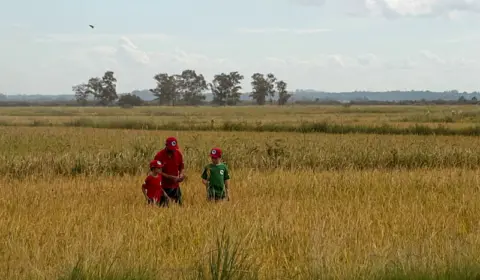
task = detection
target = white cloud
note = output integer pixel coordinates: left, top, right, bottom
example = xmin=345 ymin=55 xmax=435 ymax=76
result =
xmin=327 ymin=55 xmax=347 ymax=68
xmin=386 ymin=57 xmax=418 ymax=70
xmin=79 ymin=38 xmax=231 ymax=93
xmin=68 ymin=45 xmax=479 ymax=93
xmin=266 ymin=51 xmax=479 ymax=72
xmin=292 ymin=0 xmax=480 ymax=17
xmin=357 ymin=53 xmax=380 ymax=66
xmin=259 ymin=52 xmax=480 ymax=92
xmin=420 ymin=50 xmax=446 ymax=64
xmin=1 ymin=21 xmax=480 ymax=94
xmin=0 ymin=31 xmax=233 ymax=94
xmin=2 ymin=2 xmax=480 ymax=95
xmin=117 ymin=36 xmax=150 ymax=64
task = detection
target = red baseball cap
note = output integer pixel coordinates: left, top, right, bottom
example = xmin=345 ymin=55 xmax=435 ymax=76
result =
xmin=210 ymin=147 xmax=222 ymax=158
xmin=165 ymin=137 xmax=179 ymax=150
xmin=150 ymin=159 xmax=164 ymax=169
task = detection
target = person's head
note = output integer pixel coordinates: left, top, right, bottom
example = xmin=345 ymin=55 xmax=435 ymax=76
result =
xmin=210 ymin=147 xmax=222 ymax=164
xmin=165 ymin=137 xmax=179 ymax=155
xmin=149 ymin=160 xmax=164 ymax=175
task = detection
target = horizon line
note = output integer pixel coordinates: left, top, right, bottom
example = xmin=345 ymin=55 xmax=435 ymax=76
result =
xmin=2 ymin=89 xmax=480 ymax=96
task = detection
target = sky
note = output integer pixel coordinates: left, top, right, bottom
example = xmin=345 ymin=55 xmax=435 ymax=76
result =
xmin=1 ymin=0 xmax=480 ymax=95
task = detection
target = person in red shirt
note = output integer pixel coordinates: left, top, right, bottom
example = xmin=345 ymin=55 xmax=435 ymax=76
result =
xmin=154 ymin=136 xmax=185 ymax=205
xmin=142 ymin=159 xmax=168 ymax=207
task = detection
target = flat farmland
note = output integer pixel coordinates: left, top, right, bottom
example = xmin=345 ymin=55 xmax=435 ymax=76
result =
xmin=1 ymin=105 xmax=480 ymax=134
xmin=1 ymin=105 xmax=480 ymax=279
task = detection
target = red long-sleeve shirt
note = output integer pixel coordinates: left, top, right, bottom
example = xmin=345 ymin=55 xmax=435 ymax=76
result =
xmin=154 ymin=148 xmax=184 ymax=189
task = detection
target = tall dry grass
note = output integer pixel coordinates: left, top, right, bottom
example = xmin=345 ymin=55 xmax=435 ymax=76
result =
xmin=2 ymin=105 xmax=480 ymax=279
xmin=2 ymin=127 xmax=480 ymax=178
xmin=1 ymin=169 xmax=480 ymax=279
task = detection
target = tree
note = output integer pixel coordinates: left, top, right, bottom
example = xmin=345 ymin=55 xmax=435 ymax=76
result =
xmin=72 ymin=83 xmax=89 ymax=106
xmin=226 ymin=71 xmax=244 ymax=105
xmin=276 ymin=80 xmax=291 ymax=105
xmin=250 ymin=73 xmax=277 ymax=105
xmin=209 ymin=74 xmax=229 ymax=106
xmin=99 ymin=71 xmax=118 ymax=105
xmin=209 ymin=71 xmax=244 ymax=106
xmin=266 ymin=73 xmax=277 ymax=104
xmin=77 ymin=71 xmax=118 ymax=106
xmin=118 ymin=93 xmax=143 ymax=108
xmin=150 ymin=73 xmax=179 ymax=106
xmin=85 ymin=77 xmax=102 ymax=103
xmin=176 ymin=69 xmax=208 ymax=105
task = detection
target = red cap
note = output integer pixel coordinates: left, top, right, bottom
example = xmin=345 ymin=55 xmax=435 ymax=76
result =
xmin=150 ymin=160 xmax=164 ymax=169
xmin=165 ymin=137 xmax=179 ymax=150
xmin=210 ymin=147 xmax=222 ymax=158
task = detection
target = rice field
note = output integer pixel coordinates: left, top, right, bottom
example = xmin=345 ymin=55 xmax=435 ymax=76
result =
xmin=1 ymin=105 xmax=480 ymax=279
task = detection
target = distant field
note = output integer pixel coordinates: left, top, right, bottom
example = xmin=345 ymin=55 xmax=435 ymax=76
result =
xmin=0 ymin=105 xmax=478 ymax=119
xmin=1 ymin=105 xmax=480 ymax=279
xmin=1 ymin=105 xmax=480 ymax=136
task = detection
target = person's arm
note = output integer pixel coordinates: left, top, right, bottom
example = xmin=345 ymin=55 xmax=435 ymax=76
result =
xmin=155 ymin=152 xmax=172 ymax=179
xmin=201 ymin=166 xmax=209 ymax=188
xmin=178 ymin=152 xmax=185 ymax=181
xmin=161 ymin=172 xmax=177 ymax=180
xmin=224 ymin=179 xmax=230 ymax=197
xmin=224 ymin=166 xmax=230 ymax=199
xmin=142 ymin=178 xmax=150 ymax=201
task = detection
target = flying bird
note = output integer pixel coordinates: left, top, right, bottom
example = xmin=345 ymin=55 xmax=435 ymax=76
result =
xmin=89 ymin=25 xmax=94 ymax=29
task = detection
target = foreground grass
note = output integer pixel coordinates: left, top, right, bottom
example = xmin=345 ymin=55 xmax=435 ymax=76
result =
xmin=2 ymin=105 xmax=480 ymax=279
xmin=3 ymin=127 xmax=480 ymax=177
xmin=1 ymin=169 xmax=480 ymax=279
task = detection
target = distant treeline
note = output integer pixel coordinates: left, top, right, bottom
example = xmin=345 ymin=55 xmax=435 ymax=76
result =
xmin=3 ymin=89 xmax=480 ymax=104
xmin=0 ymin=96 xmax=478 ymax=107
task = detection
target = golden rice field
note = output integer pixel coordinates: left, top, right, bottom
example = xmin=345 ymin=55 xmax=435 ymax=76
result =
xmin=1 ymin=105 xmax=480 ymax=280
xmin=1 ymin=105 xmax=480 ymax=133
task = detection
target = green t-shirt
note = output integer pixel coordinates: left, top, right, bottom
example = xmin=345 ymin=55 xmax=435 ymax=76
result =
xmin=201 ymin=163 xmax=230 ymax=195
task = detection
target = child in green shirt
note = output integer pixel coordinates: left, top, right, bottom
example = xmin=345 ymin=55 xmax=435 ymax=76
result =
xmin=201 ymin=147 xmax=230 ymax=201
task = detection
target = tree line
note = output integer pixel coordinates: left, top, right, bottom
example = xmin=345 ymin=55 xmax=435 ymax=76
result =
xmin=72 ymin=70 xmax=291 ymax=106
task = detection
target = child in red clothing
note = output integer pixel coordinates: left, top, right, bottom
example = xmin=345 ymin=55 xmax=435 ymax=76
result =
xmin=142 ymin=160 xmax=168 ymax=207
